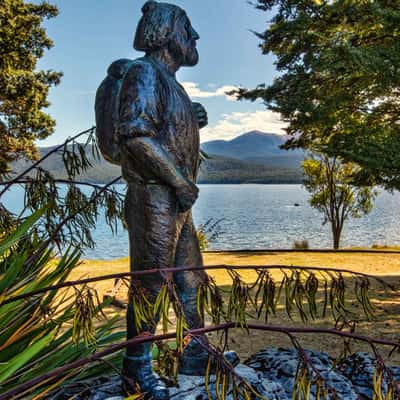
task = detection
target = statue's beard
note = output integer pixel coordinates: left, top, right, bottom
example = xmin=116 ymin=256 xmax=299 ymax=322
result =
xmin=183 ymin=47 xmax=199 ymax=66
xmin=169 ymin=39 xmax=199 ymax=67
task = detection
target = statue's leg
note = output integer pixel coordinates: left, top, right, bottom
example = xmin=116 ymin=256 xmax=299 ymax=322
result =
xmin=174 ymin=213 xmax=206 ymax=326
xmin=174 ymin=214 xmax=211 ymax=375
xmin=174 ymin=214 xmax=240 ymax=375
xmin=123 ymin=183 xmax=182 ymax=399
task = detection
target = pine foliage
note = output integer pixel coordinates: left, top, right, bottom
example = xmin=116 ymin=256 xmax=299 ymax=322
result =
xmin=236 ymin=0 xmax=400 ymax=189
xmin=0 ymin=0 xmax=62 ymax=173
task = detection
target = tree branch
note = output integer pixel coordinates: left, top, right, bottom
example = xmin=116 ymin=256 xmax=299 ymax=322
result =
xmin=0 ymin=177 xmax=123 ymax=192
xmin=3 ymin=264 xmax=394 ymax=306
xmin=0 ymin=127 xmax=96 ymax=198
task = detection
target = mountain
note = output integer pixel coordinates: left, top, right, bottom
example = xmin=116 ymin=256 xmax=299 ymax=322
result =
xmin=197 ymin=154 xmax=302 ymax=184
xmin=10 ymin=131 xmax=304 ymax=184
xmin=201 ymin=131 xmax=304 ymax=168
xmin=11 ymin=145 xmax=123 ymax=184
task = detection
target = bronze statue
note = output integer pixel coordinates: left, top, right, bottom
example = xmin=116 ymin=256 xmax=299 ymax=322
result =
xmin=96 ymin=1 xmax=219 ymax=399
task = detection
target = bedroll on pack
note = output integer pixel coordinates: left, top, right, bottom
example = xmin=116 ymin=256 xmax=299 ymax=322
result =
xmin=95 ymin=58 xmax=134 ymax=165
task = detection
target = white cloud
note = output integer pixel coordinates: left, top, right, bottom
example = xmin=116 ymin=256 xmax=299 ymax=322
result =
xmin=200 ymin=110 xmax=287 ymax=143
xmin=182 ymin=82 xmax=238 ymax=101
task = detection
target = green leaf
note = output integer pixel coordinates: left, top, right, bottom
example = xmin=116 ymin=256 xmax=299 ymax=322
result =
xmin=0 ymin=330 xmax=55 ymax=383
xmin=0 ymin=253 xmax=26 ymax=293
xmin=0 ymin=208 xmax=45 ymax=254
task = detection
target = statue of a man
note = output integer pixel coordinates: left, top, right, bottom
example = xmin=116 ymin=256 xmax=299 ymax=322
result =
xmin=116 ymin=1 xmax=210 ymax=398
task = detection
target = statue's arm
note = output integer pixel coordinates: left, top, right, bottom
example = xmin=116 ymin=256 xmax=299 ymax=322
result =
xmin=123 ymin=136 xmax=198 ymax=211
xmin=118 ymin=62 xmax=198 ymax=211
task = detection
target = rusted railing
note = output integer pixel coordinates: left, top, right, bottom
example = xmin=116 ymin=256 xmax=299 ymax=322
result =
xmin=1 ymin=263 xmax=400 ymax=400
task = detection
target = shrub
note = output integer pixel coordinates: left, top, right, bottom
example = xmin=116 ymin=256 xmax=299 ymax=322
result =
xmin=372 ymin=243 xmax=389 ymax=249
xmin=292 ymin=239 xmax=309 ymax=250
xmin=196 ymin=218 xmax=224 ymax=251
xmin=0 ymin=210 xmax=125 ymax=398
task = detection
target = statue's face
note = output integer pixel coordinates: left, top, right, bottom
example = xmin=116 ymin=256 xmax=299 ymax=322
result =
xmin=169 ymin=13 xmax=200 ymax=67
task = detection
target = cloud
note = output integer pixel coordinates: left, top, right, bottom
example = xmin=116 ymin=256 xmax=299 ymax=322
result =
xmin=182 ymin=82 xmax=238 ymax=101
xmin=200 ymin=110 xmax=287 ymax=143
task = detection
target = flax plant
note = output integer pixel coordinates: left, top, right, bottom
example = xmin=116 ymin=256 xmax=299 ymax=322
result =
xmin=0 ymin=211 xmax=124 ymax=399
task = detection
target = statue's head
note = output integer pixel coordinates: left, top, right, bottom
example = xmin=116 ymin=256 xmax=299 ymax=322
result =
xmin=134 ymin=1 xmax=200 ymax=67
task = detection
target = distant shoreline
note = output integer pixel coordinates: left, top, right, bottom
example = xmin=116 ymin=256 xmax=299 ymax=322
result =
xmin=63 ymin=180 xmax=304 ymax=185
xmin=197 ymin=181 xmax=303 ymax=185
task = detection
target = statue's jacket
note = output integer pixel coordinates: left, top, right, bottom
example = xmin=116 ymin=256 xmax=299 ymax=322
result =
xmin=118 ymin=57 xmax=200 ymax=185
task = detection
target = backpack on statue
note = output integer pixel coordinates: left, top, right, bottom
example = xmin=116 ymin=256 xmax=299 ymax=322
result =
xmin=95 ymin=58 xmax=134 ymax=165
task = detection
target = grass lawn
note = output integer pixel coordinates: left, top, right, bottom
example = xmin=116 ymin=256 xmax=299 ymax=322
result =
xmin=74 ymin=251 xmax=400 ymax=363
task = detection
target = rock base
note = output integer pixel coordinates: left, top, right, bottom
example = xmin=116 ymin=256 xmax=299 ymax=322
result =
xmin=57 ymin=348 xmax=400 ymax=400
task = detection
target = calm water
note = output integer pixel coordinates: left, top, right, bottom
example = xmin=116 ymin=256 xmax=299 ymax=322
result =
xmin=2 ymin=184 xmax=400 ymax=259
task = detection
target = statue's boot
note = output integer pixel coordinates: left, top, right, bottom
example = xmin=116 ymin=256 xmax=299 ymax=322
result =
xmin=123 ymin=305 xmax=169 ymax=399
xmin=122 ymin=354 xmax=169 ymax=400
xmin=179 ymin=336 xmax=240 ymax=376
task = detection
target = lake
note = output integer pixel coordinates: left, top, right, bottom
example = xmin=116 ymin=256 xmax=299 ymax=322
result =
xmin=2 ymin=184 xmax=400 ymax=259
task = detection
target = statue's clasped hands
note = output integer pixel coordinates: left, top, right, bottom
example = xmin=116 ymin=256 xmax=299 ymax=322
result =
xmin=176 ymin=179 xmax=199 ymax=213
xmin=172 ymin=102 xmax=207 ymax=212
xmin=174 ymin=102 xmax=206 ymax=212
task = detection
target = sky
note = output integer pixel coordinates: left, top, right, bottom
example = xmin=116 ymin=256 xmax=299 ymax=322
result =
xmin=37 ymin=0 xmax=286 ymax=146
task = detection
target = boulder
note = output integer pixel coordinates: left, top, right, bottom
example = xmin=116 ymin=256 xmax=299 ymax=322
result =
xmin=50 ymin=348 xmax=400 ymax=400
xmin=245 ymin=347 xmax=357 ymax=400
xmin=336 ymin=352 xmax=400 ymax=399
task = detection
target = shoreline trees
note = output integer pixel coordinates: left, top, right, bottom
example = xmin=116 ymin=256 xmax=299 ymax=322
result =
xmin=302 ymin=153 xmax=376 ymax=249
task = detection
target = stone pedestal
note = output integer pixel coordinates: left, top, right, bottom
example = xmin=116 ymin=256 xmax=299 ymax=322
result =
xmin=55 ymin=348 xmax=400 ymax=400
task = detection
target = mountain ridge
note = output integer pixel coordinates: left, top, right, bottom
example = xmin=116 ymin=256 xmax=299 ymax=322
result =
xmin=201 ymin=131 xmax=304 ymax=167
xmin=11 ymin=131 xmax=303 ymax=184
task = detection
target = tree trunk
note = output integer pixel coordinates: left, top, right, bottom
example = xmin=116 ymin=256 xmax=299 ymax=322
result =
xmin=332 ymin=227 xmax=341 ymax=249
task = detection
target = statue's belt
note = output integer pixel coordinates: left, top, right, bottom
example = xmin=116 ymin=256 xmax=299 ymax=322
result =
xmin=128 ymin=177 xmax=195 ymax=187
xmin=142 ymin=179 xmax=162 ymax=185
xmin=128 ymin=179 xmax=165 ymax=186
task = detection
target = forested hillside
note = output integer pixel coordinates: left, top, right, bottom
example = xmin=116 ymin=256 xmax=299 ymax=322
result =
xmin=198 ymin=155 xmax=302 ymax=184
xmin=11 ymin=131 xmax=303 ymax=184
xmin=201 ymin=131 xmax=305 ymax=168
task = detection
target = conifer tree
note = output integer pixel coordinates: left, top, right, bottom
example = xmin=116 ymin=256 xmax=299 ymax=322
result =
xmin=237 ymin=0 xmax=400 ymax=189
xmin=0 ymin=0 xmax=62 ymax=174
